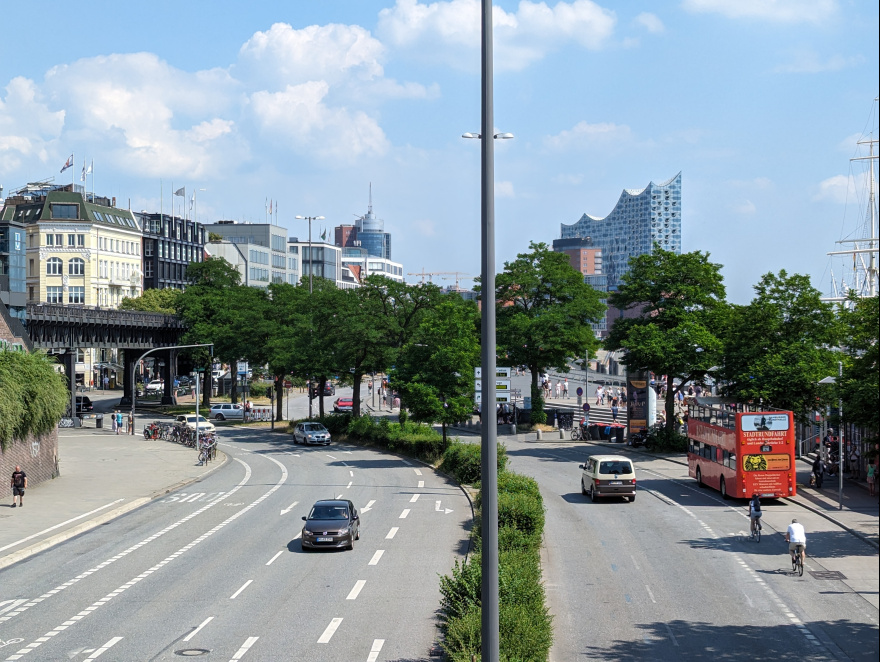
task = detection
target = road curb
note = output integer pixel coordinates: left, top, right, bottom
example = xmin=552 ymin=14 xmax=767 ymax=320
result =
xmin=0 ymin=450 xmax=229 ymax=571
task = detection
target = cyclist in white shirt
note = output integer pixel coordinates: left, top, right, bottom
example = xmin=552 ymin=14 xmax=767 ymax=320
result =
xmin=748 ymin=494 xmax=762 ymax=537
xmin=785 ymin=518 xmax=807 ymax=565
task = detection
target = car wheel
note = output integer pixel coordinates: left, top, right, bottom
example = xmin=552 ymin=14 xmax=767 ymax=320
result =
xmin=696 ymin=467 xmax=703 ymax=488
xmin=589 ymin=484 xmax=597 ymax=502
xmin=215 ymin=414 xmax=225 ymax=421
xmin=720 ymin=476 xmax=728 ymax=500
xmin=581 ymin=479 xmax=588 ymax=496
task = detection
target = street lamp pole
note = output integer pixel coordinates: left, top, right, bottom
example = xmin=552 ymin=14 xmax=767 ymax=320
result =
xmin=295 ymin=214 xmax=324 ymax=421
xmin=837 ymin=360 xmax=843 ymax=510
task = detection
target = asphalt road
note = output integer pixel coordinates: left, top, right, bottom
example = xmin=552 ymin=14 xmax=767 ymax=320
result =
xmin=505 ymin=438 xmax=879 ymax=662
xmin=0 ymin=427 xmax=471 ymax=661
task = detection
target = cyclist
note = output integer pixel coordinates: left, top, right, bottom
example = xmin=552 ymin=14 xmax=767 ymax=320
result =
xmin=785 ymin=518 xmax=806 ymax=566
xmin=748 ymin=493 xmax=762 ymax=537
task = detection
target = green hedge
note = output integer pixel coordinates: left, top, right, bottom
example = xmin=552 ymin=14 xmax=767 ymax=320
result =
xmin=0 ymin=349 xmax=69 ymax=451
xmin=438 ymin=448 xmax=552 ymax=661
xmin=440 ymin=440 xmax=508 ymax=485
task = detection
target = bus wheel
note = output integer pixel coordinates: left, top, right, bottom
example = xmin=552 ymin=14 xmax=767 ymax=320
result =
xmin=696 ymin=467 xmax=704 ymax=488
xmin=720 ymin=476 xmax=728 ymax=500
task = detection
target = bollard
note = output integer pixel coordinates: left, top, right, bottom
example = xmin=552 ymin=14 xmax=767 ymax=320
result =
xmin=559 ymin=429 xmax=565 ymax=439
xmin=509 ymin=424 xmax=517 ymax=435
xmin=536 ymin=429 xmax=543 ymax=440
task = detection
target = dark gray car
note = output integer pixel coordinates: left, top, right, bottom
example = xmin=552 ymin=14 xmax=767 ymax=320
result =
xmin=301 ymin=499 xmax=359 ymax=550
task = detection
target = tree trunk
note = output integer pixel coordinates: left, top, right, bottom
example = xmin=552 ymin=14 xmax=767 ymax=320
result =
xmin=318 ymin=376 xmax=326 ymax=417
xmin=231 ymin=376 xmax=238 ymax=404
xmin=442 ymin=420 xmax=447 ymax=445
xmin=666 ymin=379 xmax=677 ymax=435
xmin=274 ymin=376 xmax=284 ymax=422
xmin=352 ymin=370 xmax=363 ymax=418
xmin=202 ymin=358 xmax=211 ymax=408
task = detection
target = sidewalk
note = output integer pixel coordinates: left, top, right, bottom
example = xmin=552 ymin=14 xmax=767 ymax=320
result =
xmin=0 ymin=425 xmax=226 ymax=570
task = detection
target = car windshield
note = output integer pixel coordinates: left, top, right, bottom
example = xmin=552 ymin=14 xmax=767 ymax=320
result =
xmin=187 ymin=416 xmax=208 ymax=423
xmin=303 ymin=424 xmax=326 ymax=432
xmin=600 ymin=461 xmax=632 ymax=475
xmin=309 ymin=505 xmax=348 ymax=520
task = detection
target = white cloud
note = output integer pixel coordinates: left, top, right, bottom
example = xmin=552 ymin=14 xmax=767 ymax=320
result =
xmin=634 ymin=12 xmax=664 ymax=33
xmin=681 ymin=0 xmax=838 ymax=24
xmin=250 ymin=82 xmax=389 ymax=163
xmin=0 ymin=77 xmax=65 ymax=174
xmin=813 ymin=174 xmax=854 ymax=203
xmin=544 ymin=121 xmax=634 ymax=150
xmin=237 ymin=22 xmax=385 ymax=88
xmin=378 ymin=0 xmax=616 ymax=71
xmin=773 ymin=51 xmax=862 ymax=73
xmin=414 ymin=219 xmax=437 ymax=236
xmin=496 ymin=180 xmax=515 ymax=197
xmin=733 ymin=199 xmax=756 ymax=214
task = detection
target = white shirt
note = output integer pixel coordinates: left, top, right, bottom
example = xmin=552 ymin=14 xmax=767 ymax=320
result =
xmin=787 ymin=522 xmax=806 ymax=544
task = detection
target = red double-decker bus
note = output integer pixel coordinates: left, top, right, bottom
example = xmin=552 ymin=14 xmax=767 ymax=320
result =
xmin=687 ymin=401 xmax=797 ymax=499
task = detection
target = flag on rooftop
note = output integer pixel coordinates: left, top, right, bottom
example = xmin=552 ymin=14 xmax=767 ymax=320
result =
xmin=60 ymin=154 xmax=74 ymax=173
xmin=174 ymin=187 xmax=185 ymax=197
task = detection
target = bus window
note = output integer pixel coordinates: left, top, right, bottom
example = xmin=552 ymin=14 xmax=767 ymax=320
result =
xmin=729 ymin=453 xmax=736 ymax=468
xmin=722 ymin=450 xmax=729 ymax=468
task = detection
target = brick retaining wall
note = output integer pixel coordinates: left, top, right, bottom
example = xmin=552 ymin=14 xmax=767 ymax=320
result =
xmin=0 ymin=430 xmax=59 ymax=500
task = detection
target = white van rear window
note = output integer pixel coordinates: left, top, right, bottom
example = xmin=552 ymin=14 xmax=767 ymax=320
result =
xmin=600 ymin=461 xmax=633 ymax=475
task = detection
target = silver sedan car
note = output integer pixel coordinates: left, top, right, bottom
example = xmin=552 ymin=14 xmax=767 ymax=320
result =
xmin=293 ymin=422 xmax=331 ymax=445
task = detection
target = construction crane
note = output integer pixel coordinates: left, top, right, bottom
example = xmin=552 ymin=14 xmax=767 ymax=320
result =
xmin=407 ymin=270 xmax=472 ymax=288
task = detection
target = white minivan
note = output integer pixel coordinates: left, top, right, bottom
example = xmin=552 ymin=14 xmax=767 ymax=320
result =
xmin=579 ymin=454 xmax=636 ymax=502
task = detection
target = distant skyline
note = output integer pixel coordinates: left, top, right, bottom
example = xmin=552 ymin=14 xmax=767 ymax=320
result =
xmin=1 ymin=0 xmax=877 ymax=302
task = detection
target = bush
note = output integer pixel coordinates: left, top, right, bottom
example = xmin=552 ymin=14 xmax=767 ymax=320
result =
xmin=645 ymin=425 xmax=688 ymax=452
xmin=0 ymin=350 xmax=69 ymax=450
xmin=497 ymin=492 xmax=545 ymax=537
xmin=330 ymin=414 xmax=450 ymax=463
xmin=440 ymin=441 xmax=509 ymax=485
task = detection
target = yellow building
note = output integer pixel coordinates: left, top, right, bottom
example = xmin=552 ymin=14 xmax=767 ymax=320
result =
xmin=15 ymin=188 xmax=143 ymax=308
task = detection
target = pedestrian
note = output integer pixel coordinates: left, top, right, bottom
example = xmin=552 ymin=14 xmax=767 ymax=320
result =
xmin=103 ymin=375 xmax=109 ymax=391
xmin=563 ymin=379 xmax=569 ymax=398
xmin=867 ymin=462 xmax=876 ymax=497
xmin=812 ymin=455 xmax=825 ymax=489
xmin=595 ymin=385 xmax=603 ymax=406
xmin=849 ymin=446 xmax=860 ymax=479
xmin=555 ymin=381 xmax=561 ymax=399
xmin=10 ymin=465 xmax=27 ymax=507
xmin=111 ymin=410 xmax=118 ymax=433
xmin=127 ymin=411 xmax=134 ymax=435
xmin=115 ymin=411 xmax=123 ymax=435
xmin=611 ymin=403 xmax=619 ymax=422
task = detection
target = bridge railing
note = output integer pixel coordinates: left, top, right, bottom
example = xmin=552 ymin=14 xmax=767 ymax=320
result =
xmin=26 ymin=303 xmax=184 ymax=328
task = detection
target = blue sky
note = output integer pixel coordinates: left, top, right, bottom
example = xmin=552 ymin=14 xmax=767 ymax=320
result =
xmin=1 ymin=0 xmax=877 ymax=302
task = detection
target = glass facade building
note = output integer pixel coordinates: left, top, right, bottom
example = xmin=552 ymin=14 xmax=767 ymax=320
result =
xmin=0 ymin=220 xmax=27 ymax=320
xmin=557 ymin=172 xmax=681 ymax=291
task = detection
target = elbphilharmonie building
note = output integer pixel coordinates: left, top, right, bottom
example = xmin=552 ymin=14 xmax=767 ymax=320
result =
xmin=553 ymin=172 xmax=682 ymax=294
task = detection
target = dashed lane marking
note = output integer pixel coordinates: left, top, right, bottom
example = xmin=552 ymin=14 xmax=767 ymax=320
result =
xmin=386 ymin=527 xmax=399 ymax=539
xmin=346 ymin=580 xmax=366 ymax=600
xmin=418 ymin=481 xmax=424 ymax=488
xmin=366 ymin=639 xmax=385 ymax=662
xmin=229 ymin=580 xmax=253 ymax=600
xmin=368 ymin=550 xmax=384 ymax=566
xmin=399 ymin=509 xmax=410 ymax=519
xmin=85 ymin=636 xmax=122 ymax=660
xmin=183 ymin=616 xmax=214 ymax=642
xmin=229 ymin=636 xmax=258 ymax=661
xmin=317 ymin=618 xmax=343 ymax=644
xmin=409 ymin=494 xmax=420 ymax=503
xmin=414 ymin=469 xmax=422 ymax=476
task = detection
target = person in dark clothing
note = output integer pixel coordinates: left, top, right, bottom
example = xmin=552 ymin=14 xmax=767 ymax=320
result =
xmin=812 ymin=456 xmax=826 ymax=489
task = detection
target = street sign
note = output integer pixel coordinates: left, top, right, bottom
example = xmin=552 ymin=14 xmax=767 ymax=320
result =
xmin=523 ymin=396 xmax=532 ymax=410
xmin=237 ymin=361 xmax=249 ymax=376
xmin=475 ymin=392 xmax=513 ymax=404
xmin=495 ymin=380 xmax=511 ymax=391
xmin=582 ymin=402 xmax=591 ymax=413
xmin=476 ymin=367 xmax=512 ymax=379
xmin=576 ymin=387 xmax=583 ymax=396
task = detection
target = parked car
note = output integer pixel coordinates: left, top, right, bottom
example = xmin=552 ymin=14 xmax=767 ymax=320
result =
xmin=333 ymin=397 xmax=353 ymax=413
xmin=301 ymin=499 xmax=360 ymax=551
xmin=310 ymin=382 xmax=335 ymax=398
xmin=145 ymin=380 xmax=164 ymax=393
xmin=175 ymin=415 xmax=215 ymax=433
xmin=579 ymin=454 xmax=636 ymax=502
xmin=75 ymin=396 xmax=93 ymax=413
xmin=176 ymin=375 xmax=192 ymax=386
xmin=209 ymin=403 xmax=244 ymax=421
xmin=293 ymin=422 xmax=331 ymax=445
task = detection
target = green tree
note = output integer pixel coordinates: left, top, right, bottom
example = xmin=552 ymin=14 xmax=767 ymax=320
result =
xmin=493 ymin=241 xmax=605 ymax=423
xmin=393 ymin=297 xmax=480 ymax=443
xmin=0 ymin=350 xmax=69 ymax=450
xmin=605 ymin=247 xmax=727 ymax=433
xmin=720 ymin=270 xmax=839 ymax=421
xmin=840 ymin=294 xmax=879 ymax=438
xmin=119 ymin=288 xmax=181 ymax=314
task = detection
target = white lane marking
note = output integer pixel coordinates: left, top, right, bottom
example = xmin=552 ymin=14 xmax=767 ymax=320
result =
xmin=229 ymin=636 xmax=259 ymax=661
xmin=326 ymin=454 xmax=338 ymax=460
xmin=0 ymin=499 xmax=125 ymax=554
xmin=350 ymin=471 xmax=354 ymax=477
xmin=631 ymin=555 xmax=640 ymax=571
xmin=418 ymin=480 xmax=424 ymax=488
xmin=183 ymin=616 xmax=214 ymax=642
xmin=317 ymin=618 xmax=343 ymax=644
xmin=230 ymin=580 xmax=253 ymax=600
xmin=0 ymin=459 xmax=253 ymax=626
xmin=368 ymin=550 xmax=385 ymax=566
xmin=414 ymin=469 xmax=422 ymax=475
xmin=266 ymin=551 xmax=284 ymax=566
xmin=409 ymin=494 xmax=420 ymax=503
xmin=367 ymin=639 xmax=385 ymax=662
xmin=399 ymin=509 xmax=410 ymax=519
xmin=336 ymin=494 xmax=343 ymax=499
xmin=347 ymin=482 xmax=353 ymax=489
xmin=346 ymin=580 xmax=366 ymax=600
xmin=401 ymin=459 xmax=412 ymax=466
xmin=0 ymin=600 xmax=26 ymax=616
xmin=664 ymin=623 xmax=679 ymax=647
xmin=280 ymin=501 xmax=299 ymax=516
xmin=386 ymin=527 xmax=398 ymax=539
xmin=85 ymin=636 xmax=122 ymax=659
xmin=6 ymin=455 xmax=287 ymax=655
xmin=361 ymin=500 xmax=375 ymax=513
xmin=178 ymin=493 xmax=205 ymax=504
xmin=435 ymin=501 xmax=441 ymax=511
xmin=646 ymin=585 xmax=656 ymax=604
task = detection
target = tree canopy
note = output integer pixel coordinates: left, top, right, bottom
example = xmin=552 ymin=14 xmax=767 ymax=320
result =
xmin=840 ymin=294 xmax=879 ymax=438
xmin=119 ymin=287 xmax=181 ymax=314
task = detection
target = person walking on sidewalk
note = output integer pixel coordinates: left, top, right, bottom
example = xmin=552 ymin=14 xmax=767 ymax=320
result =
xmin=111 ymin=411 xmax=118 ymax=433
xmin=115 ymin=411 xmax=123 ymax=435
xmin=812 ymin=455 xmax=826 ymax=489
xmin=10 ymin=465 xmax=27 ymax=507
xmin=595 ymin=385 xmax=604 ymax=406
xmin=867 ymin=462 xmax=876 ymax=497
xmin=611 ymin=402 xmax=619 ymax=422
xmin=563 ymin=379 xmax=569 ymax=398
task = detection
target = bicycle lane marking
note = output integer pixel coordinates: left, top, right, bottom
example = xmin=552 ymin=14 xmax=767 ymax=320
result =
xmin=0 ymin=458 xmax=252 ymax=628
xmin=4 ymin=454 xmax=288 ymax=661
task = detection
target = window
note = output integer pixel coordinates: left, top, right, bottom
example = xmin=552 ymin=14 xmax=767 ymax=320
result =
xmin=68 ymin=286 xmax=85 ymax=304
xmin=46 ymin=286 xmax=63 ymax=304
xmin=68 ymin=258 xmax=85 ymax=276
xmin=145 ymin=262 xmax=153 ymax=278
xmin=46 ymin=257 xmax=63 ymax=275
xmin=145 ymin=241 xmax=154 ymax=257
xmin=51 ymin=204 xmax=78 ymax=219
xmin=68 ymin=234 xmax=76 ymax=247
xmin=46 ymin=234 xmax=55 ymax=246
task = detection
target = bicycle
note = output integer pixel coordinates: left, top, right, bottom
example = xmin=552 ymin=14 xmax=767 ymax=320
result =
xmin=570 ymin=426 xmax=583 ymax=441
xmin=791 ymin=545 xmax=805 ymax=576
xmin=749 ymin=517 xmax=762 ymax=542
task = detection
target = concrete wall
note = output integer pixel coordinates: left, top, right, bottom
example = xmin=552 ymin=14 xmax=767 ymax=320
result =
xmin=0 ymin=430 xmax=59 ymax=499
